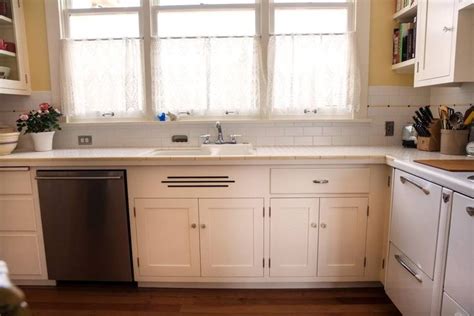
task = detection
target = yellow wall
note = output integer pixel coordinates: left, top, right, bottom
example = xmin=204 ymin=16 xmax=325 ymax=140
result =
xmin=23 ymin=0 xmax=50 ymax=91
xmin=368 ymin=0 xmax=413 ymax=86
xmin=23 ymin=0 xmax=412 ymax=91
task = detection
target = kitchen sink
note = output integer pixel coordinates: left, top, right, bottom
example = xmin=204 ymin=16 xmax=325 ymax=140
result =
xmin=149 ymin=144 xmax=255 ymax=156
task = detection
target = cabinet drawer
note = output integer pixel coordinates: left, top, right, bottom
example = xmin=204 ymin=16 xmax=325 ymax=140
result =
xmin=270 ymin=168 xmax=370 ymax=194
xmin=385 ymin=243 xmax=434 ymax=316
xmin=0 ymin=234 xmax=43 ymax=276
xmin=442 ymin=293 xmax=469 ymax=316
xmin=0 ymin=167 xmax=32 ymax=195
xmin=390 ymin=169 xmax=442 ymax=279
xmin=0 ymin=197 xmax=36 ymax=231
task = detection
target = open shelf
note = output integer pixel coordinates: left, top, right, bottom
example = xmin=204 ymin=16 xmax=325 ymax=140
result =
xmin=392 ymin=58 xmax=415 ymax=74
xmin=0 ymin=15 xmax=12 ymax=25
xmin=0 ymin=49 xmax=16 ymax=57
xmin=393 ymin=2 xmax=417 ymax=22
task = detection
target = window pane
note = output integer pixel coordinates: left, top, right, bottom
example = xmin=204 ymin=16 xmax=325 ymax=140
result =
xmin=68 ymin=0 xmax=140 ymax=9
xmin=69 ymin=13 xmax=140 ymax=39
xmin=274 ymin=9 xmax=348 ymax=34
xmin=157 ymin=10 xmax=255 ymax=37
xmin=155 ymin=0 xmax=254 ymax=5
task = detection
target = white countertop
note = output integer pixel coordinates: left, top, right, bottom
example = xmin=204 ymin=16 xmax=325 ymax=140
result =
xmin=1 ymin=146 xmax=472 ymax=197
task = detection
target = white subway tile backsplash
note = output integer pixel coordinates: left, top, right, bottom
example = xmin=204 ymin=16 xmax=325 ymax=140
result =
xmin=0 ymin=85 xmax=470 ymax=150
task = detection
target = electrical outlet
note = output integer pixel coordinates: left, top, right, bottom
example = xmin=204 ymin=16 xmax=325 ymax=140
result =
xmin=78 ymin=135 xmax=93 ymax=145
xmin=385 ymin=121 xmax=395 ymax=136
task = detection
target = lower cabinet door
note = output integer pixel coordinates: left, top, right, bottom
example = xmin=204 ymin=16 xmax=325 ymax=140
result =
xmin=444 ymin=193 xmax=474 ymax=315
xmin=134 ymin=199 xmax=201 ymax=277
xmin=199 ymin=198 xmax=264 ymax=277
xmin=318 ymin=197 xmax=368 ymax=277
xmin=0 ymin=233 xmax=43 ymax=277
xmin=270 ymin=198 xmax=319 ymax=277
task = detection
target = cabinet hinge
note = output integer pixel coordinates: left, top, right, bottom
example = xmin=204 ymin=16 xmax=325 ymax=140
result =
xmin=269 ymin=258 xmax=271 ymax=268
xmin=17 ymin=0 xmax=20 ymax=8
xmin=24 ymin=74 xmax=28 ymax=84
xmin=137 ymin=257 xmax=140 ymax=267
xmin=382 ymin=258 xmax=385 ymax=269
xmin=363 ymin=257 xmax=367 ymax=267
xmin=387 ymin=175 xmax=391 ymax=187
xmin=263 ymin=258 xmax=265 ymax=268
xmin=133 ymin=207 xmax=136 ymax=217
xmin=367 ymin=206 xmax=369 ymax=217
xmin=263 ymin=207 xmax=265 ymax=218
xmin=269 ymin=207 xmax=271 ymax=217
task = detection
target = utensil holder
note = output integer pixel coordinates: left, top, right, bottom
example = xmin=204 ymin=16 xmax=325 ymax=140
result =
xmin=417 ymin=119 xmax=441 ymax=152
xmin=440 ymin=129 xmax=470 ymax=155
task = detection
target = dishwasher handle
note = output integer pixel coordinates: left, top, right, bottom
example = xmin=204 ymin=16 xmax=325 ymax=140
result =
xmin=35 ymin=176 xmax=123 ymax=180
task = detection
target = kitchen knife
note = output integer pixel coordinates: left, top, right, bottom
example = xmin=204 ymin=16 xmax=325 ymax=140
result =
xmin=415 ymin=110 xmax=429 ymax=126
xmin=424 ymin=106 xmax=434 ymax=120
xmin=419 ymin=107 xmax=432 ymax=124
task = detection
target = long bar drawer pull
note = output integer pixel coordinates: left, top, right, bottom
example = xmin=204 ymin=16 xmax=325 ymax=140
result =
xmin=313 ymin=179 xmax=329 ymax=184
xmin=35 ymin=176 xmax=122 ymax=180
xmin=395 ymin=254 xmax=423 ymax=283
xmin=467 ymin=207 xmax=474 ymax=217
xmin=0 ymin=167 xmax=30 ymax=172
xmin=399 ymin=176 xmax=430 ymax=195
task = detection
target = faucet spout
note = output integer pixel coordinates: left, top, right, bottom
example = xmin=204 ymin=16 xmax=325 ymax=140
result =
xmin=215 ymin=121 xmax=225 ymax=144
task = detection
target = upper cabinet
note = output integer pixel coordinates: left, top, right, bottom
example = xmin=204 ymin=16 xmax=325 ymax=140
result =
xmin=0 ymin=0 xmax=30 ymax=95
xmin=414 ymin=0 xmax=474 ymax=87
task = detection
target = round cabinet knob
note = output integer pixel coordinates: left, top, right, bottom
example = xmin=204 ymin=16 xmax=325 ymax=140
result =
xmin=311 ymin=223 xmax=318 ymax=228
xmin=191 ymin=223 xmax=197 ymax=229
xmin=320 ymin=223 xmax=327 ymax=229
xmin=200 ymin=224 xmax=206 ymax=229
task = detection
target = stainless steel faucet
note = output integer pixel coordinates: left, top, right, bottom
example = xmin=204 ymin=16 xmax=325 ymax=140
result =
xmin=215 ymin=121 xmax=225 ymax=144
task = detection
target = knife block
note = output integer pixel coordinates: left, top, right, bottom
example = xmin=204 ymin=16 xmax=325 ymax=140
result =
xmin=417 ymin=119 xmax=441 ymax=152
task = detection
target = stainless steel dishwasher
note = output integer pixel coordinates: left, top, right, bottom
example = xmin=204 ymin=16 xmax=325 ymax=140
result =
xmin=36 ymin=170 xmax=133 ymax=282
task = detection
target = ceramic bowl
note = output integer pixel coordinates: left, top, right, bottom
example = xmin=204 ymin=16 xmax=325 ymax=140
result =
xmin=0 ymin=132 xmax=20 ymax=155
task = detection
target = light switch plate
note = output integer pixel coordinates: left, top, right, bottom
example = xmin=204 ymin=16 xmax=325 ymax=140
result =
xmin=78 ymin=135 xmax=93 ymax=145
xmin=385 ymin=121 xmax=395 ymax=136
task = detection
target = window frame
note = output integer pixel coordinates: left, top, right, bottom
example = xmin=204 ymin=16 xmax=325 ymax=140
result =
xmin=45 ymin=0 xmax=370 ymax=123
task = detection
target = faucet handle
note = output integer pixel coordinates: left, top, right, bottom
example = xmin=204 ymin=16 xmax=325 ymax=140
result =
xmin=229 ymin=134 xmax=242 ymax=144
xmin=200 ymin=134 xmax=211 ymax=144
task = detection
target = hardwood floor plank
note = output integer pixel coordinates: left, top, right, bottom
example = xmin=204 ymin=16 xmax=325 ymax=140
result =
xmin=19 ymin=285 xmax=401 ymax=316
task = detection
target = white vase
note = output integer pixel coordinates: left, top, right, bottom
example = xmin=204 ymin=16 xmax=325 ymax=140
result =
xmin=31 ymin=131 xmax=55 ymax=152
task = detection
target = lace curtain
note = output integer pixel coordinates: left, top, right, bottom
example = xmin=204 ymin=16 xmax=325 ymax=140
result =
xmin=267 ymin=33 xmax=360 ymax=115
xmin=151 ymin=36 xmax=262 ymax=117
xmin=60 ymin=38 xmax=145 ymax=118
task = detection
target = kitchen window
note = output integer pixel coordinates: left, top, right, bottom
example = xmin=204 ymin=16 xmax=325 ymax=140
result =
xmin=268 ymin=0 xmax=360 ymax=117
xmin=51 ymin=0 xmax=366 ymax=122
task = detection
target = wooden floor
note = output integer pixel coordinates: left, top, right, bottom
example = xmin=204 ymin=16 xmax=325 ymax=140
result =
xmin=20 ymin=285 xmax=401 ymax=316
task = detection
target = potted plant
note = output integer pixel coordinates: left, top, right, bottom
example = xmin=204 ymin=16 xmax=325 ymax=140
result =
xmin=16 ymin=103 xmax=62 ymax=152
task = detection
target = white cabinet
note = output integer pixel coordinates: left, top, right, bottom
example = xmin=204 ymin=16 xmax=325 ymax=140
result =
xmin=269 ymin=198 xmax=319 ymax=277
xmin=415 ymin=0 xmax=474 ymax=87
xmin=134 ymin=198 xmax=264 ymax=279
xmin=390 ymin=170 xmax=442 ymax=278
xmin=199 ymin=199 xmax=264 ymax=277
xmin=0 ymin=167 xmax=46 ymax=280
xmin=0 ymin=0 xmax=30 ymax=95
xmin=444 ymin=193 xmax=474 ymax=315
xmin=134 ymin=199 xmax=201 ymax=277
xmin=442 ymin=293 xmax=469 ymax=316
xmin=318 ymin=198 xmax=368 ymax=277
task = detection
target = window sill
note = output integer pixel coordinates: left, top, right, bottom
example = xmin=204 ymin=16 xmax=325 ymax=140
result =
xmin=63 ymin=117 xmax=372 ymax=127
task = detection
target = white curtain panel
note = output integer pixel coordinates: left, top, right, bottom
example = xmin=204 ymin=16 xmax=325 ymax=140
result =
xmin=152 ymin=36 xmax=262 ymax=117
xmin=60 ymin=38 xmax=145 ymax=118
xmin=267 ymin=33 xmax=360 ymax=115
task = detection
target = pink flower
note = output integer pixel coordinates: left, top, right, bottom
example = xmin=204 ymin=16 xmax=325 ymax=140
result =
xmin=44 ymin=110 xmax=49 ymax=114
xmin=19 ymin=114 xmax=29 ymax=121
xmin=55 ymin=109 xmax=61 ymax=114
xmin=39 ymin=103 xmax=50 ymax=111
